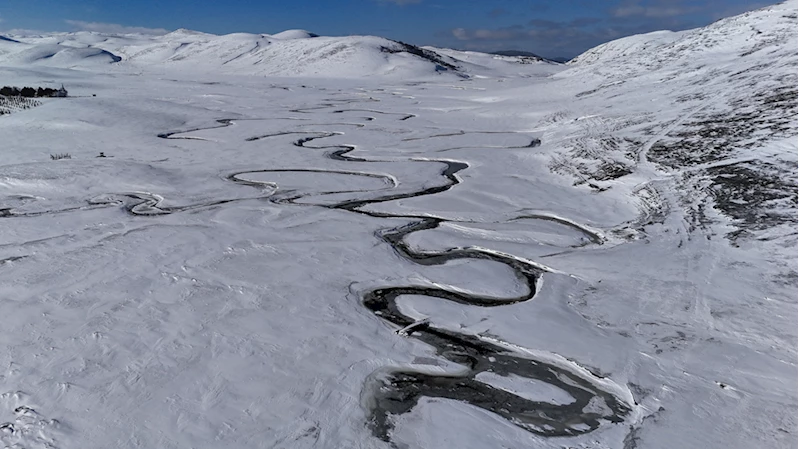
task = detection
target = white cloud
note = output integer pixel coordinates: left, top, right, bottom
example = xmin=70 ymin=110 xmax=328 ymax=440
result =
xmin=452 ymin=28 xmax=468 ymax=40
xmin=65 ymin=20 xmax=169 ymax=35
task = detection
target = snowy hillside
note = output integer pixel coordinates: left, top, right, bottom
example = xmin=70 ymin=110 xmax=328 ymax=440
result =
xmin=0 ymin=28 xmax=505 ymax=78
xmin=0 ymin=36 xmax=120 ymax=68
xmin=560 ymin=1 xmax=797 ymax=242
xmin=0 ymin=27 xmax=564 ymax=79
xmin=0 ymin=2 xmax=795 ymax=449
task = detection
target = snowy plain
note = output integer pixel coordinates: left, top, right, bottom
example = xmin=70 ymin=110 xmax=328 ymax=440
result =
xmin=0 ymin=2 xmax=796 ymax=449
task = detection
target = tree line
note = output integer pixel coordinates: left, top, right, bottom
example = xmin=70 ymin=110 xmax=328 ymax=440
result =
xmin=0 ymin=86 xmax=64 ymax=98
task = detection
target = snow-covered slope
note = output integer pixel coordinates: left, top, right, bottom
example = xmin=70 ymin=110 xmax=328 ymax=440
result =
xmin=6 ymin=44 xmax=120 ymax=67
xmin=0 ymin=34 xmax=121 ymax=68
xmin=559 ymin=0 xmax=797 ymax=242
xmin=568 ymin=30 xmax=683 ymax=66
xmin=270 ymin=29 xmax=319 ymax=39
xmin=0 ymin=3 xmax=795 ymax=449
xmin=426 ymin=46 xmax=562 ymax=78
xmin=0 ymin=28 xmax=563 ymax=79
xmin=0 ymin=29 xmax=471 ymax=78
xmin=483 ymin=5 xmax=796 ymax=446
xmin=570 ymin=1 xmax=796 ymax=71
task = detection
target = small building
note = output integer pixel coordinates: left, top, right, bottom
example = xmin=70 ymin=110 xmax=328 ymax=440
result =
xmin=53 ymin=84 xmax=68 ymax=97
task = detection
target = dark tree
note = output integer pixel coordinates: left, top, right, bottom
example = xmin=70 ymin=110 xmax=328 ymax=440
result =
xmin=1 ymin=85 xmax=62 ymax=98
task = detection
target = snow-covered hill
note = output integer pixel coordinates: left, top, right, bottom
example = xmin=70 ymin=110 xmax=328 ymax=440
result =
xmin=0 ymin=29 xmax=468 ymax=78
xmin=557 ymin=1 xmax=797 ymax=242
xmin=0 ymin=27 xmax=564 ymax=79
xmin=570 ymin=1 xmax=796 ymax=71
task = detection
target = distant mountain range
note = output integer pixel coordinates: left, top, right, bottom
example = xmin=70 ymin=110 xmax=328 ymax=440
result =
xmin=490 ymin=50 xmax=569 ymax=63
xmin=0 ymin=2 xmax=794 ymax=80
xmin=0 ymin=28 xmax=564 ymax=79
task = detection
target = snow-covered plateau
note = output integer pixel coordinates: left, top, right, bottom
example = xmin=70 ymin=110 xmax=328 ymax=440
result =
xmin=0 ymin=2 xmax=796 ymax=448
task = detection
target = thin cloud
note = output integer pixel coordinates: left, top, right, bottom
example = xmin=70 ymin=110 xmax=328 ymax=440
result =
xmin=709 ymin=1 xmax=773 ymax=20
xmin=452 ymin=27 xmax=527 ymax=41
xmin=0 ymin=28 xmax=50 ymax=36
xmin=376 ymin=0 xmax=422 ymax=5
xmin=528 ymin=17 xmax=602 ymax=29
xmin=65 ymin=20 xmax=169 ymax=35
xmin=488 ymin=8 xmax=509 ymax=18
xmin=610 ymin=0 xmax=702 ymax=19
xmin=613 ymin=5 xmax=690 ymax=18
xmin=449 ymin=15 xmax=695 ymax=58
xmin=445 ymin=0 xmax=738 ymax=59
xmin=529 ymin=3 xmax=551 ymax=13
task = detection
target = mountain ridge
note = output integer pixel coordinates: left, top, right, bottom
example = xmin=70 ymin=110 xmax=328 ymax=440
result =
xmin=0 ymin=1 xmax=794 ymax=79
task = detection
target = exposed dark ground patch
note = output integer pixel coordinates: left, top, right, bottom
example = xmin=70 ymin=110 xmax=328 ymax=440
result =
xmin=648 ymin=82 xmax=798 ymax=241
xmin=649 ymin=85 xmax=797 ymax=169
xmin=381 ymin=41 xmax=462 ymax=74
xmin=706 ymin=161 xmax=797 ymax=240
xmin=549 ymin=135 xmax=640 ymax=189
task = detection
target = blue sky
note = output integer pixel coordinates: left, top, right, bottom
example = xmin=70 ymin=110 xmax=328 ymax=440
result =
xmin=0 ymin=0 xmax=776 ymax=58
